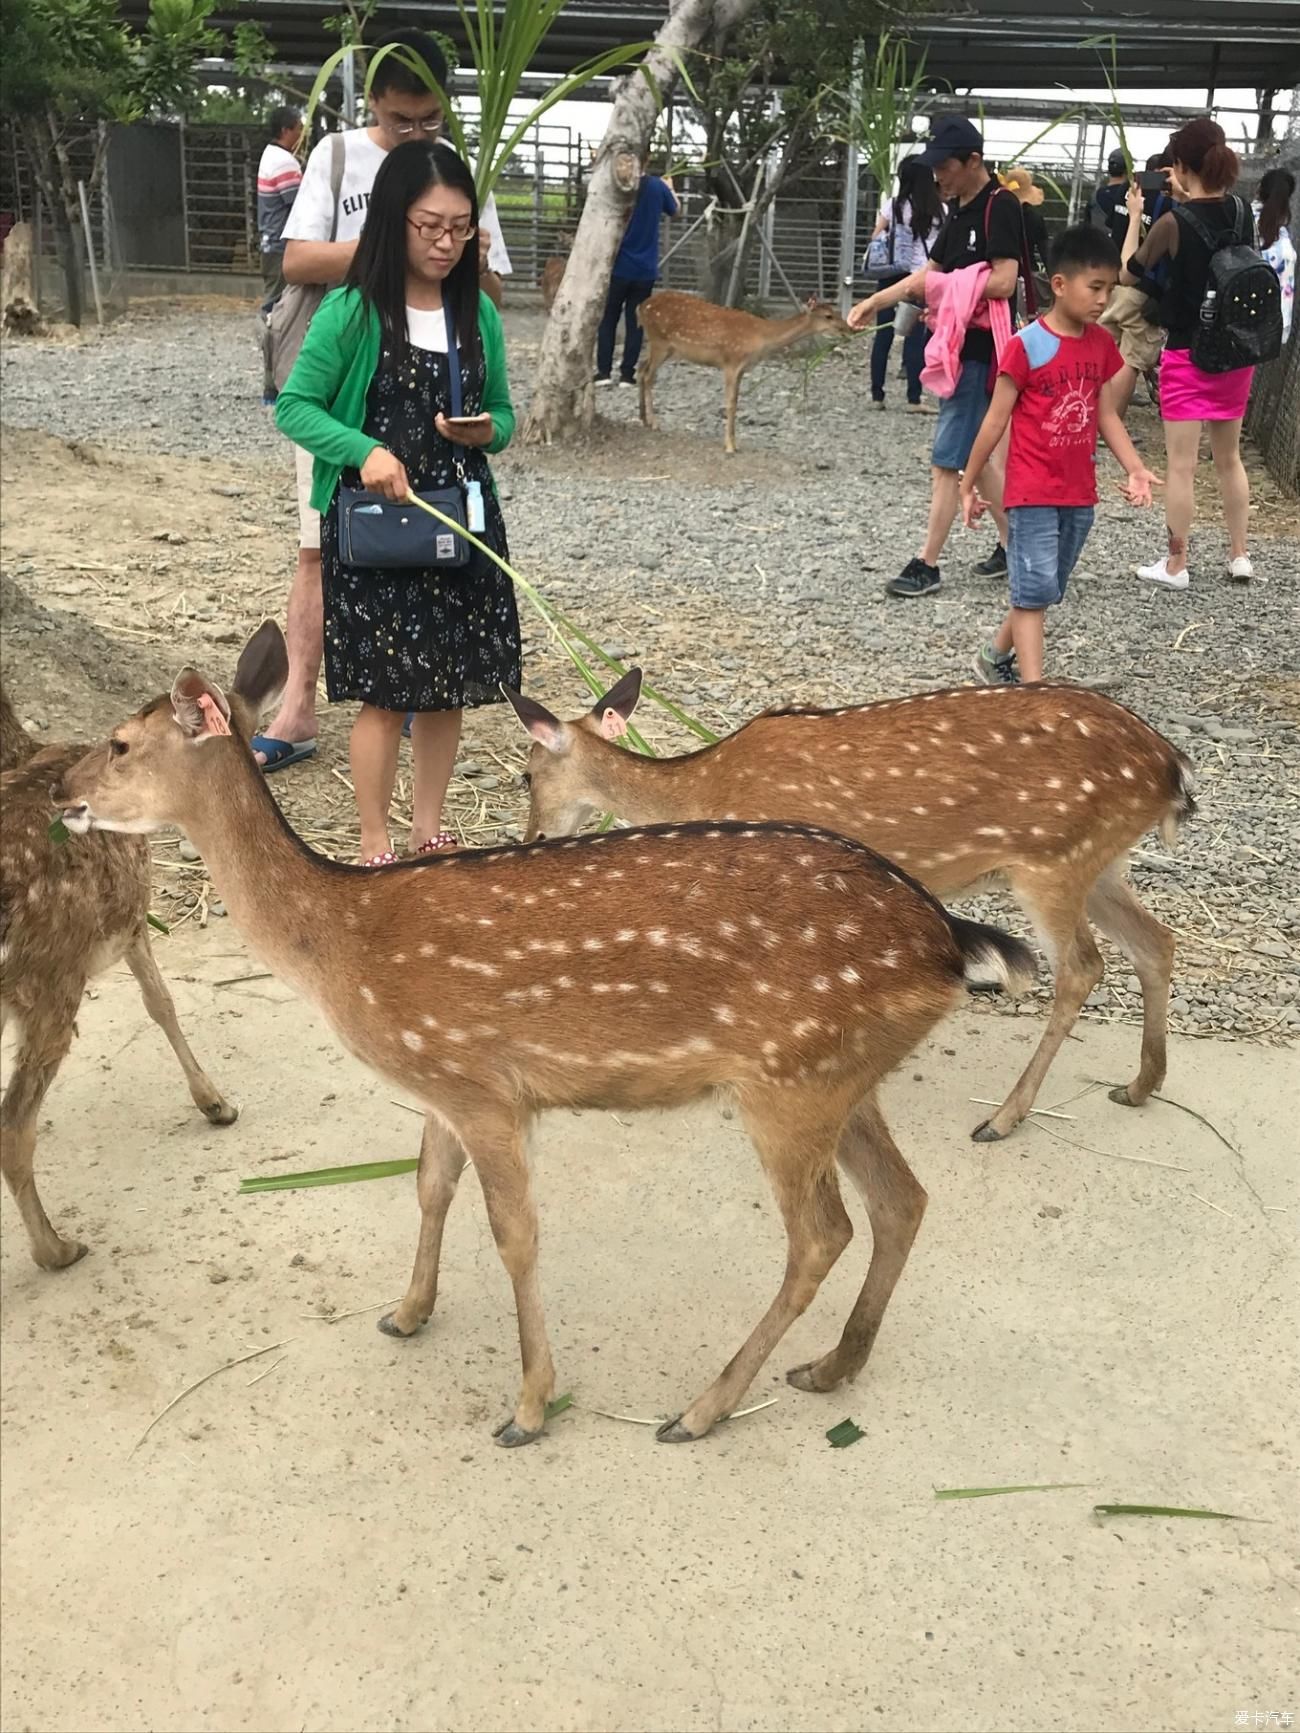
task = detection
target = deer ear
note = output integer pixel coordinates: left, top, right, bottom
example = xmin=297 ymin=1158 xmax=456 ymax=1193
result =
xmin=229 ymin=620 xmax=288 ymax=741
xmin=805 ymin=294 xmax=818 ymax=309
xmin=501 ymin=685 xmax=569 ymax=753
xmin=171 ymin=669 xmax=232 ymax=741
xmin=590 ymin=667 xmax=642 ymax=739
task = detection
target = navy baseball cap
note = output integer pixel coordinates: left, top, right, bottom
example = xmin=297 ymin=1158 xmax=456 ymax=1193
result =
xmin=918 ymin=115 xmax=984 ymax=167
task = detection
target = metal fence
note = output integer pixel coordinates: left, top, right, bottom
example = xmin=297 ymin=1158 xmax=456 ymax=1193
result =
xmin=1245 ymin=324 xmax=1300 ymax=496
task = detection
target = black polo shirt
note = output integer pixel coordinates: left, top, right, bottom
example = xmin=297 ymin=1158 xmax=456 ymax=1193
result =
xmin=930 ymin=179 xmax=1024 ymax=362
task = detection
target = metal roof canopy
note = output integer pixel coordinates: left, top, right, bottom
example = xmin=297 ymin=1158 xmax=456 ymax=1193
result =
xmin=121 ymin=0 xmax=1300 ymax=95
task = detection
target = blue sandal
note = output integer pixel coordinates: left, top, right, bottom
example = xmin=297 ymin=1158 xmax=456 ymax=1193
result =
xmin=251 ymin=735 xmax=317 ymax=774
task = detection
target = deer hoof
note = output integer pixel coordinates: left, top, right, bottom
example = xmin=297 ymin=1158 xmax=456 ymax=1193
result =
xmin=970 ymin=1118 xmax=1008 ymax=1143
xmin=376 ymin=1311 xmax=420 ymax=1339
xmin=37 ymin=1238 xmax=89 ymax=1271
xmin=493 ymin=1419 xmax=542 ymax=1448
xmin=654 ymin=1415 xmax=704 ymax=1444
xmin=1108 ymin=1084 xmax=1141 ymax=1108
xmin=786 ymin=1361 xmax=831 ymax=1394
xmin=203 ymin=1098 xmax=239 ymax=1126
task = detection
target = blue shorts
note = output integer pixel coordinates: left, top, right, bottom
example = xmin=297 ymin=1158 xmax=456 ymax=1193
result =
xmin=931 ymin=358 xmax=991 ymax=470
xmin=1007 ymin=505 xmax=1095 ymax=609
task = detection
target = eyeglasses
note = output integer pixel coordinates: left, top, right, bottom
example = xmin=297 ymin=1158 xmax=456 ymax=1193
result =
xmin=384 ymin=117 xmax=442 ymax=138
xmin=406 ymin=216 xmax=476 ymax=247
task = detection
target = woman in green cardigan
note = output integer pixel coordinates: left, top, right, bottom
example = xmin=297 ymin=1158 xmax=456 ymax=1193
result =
xmin=276 ymin=140 xmax=519 ymax=865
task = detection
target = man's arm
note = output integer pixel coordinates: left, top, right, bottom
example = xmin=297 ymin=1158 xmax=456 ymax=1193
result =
xmin=283 ymin=238 xmax=356 ymax=286
xmin=847 ymin=261 xmax=932 ymax=329
xmin=984 ymin=257 xmax=1019 ymax=300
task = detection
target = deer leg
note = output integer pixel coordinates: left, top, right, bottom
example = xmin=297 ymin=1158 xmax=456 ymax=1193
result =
xmin=639 ymin=346 xmax=663 ymax=429
xmin=657 ymin=1082 xmax=854 ymax=1443
xmin=1086 ymin=865 xmax=1176 ymax=1108
xmin=723 ymin=365 xmax=742 ymax=455
xmin=124 ymin=934 xmax=236 ymax=1126
xmin=379 ymin=1114 xmax=468 ymax=1338
xmin=973 ymin=889 xmax=1103 ymax=1143
xmin=1 ymin=995 xmax=84 ymax=1269
xmin=787 ymin=1093 xmax=927 ymax=1393
xmin=445 ymin=1110 xmax=554 ymax=1446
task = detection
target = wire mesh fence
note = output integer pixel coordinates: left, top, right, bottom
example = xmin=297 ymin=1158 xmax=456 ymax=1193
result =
xmin=1245 ymin=325 xmax=1300 ymax=496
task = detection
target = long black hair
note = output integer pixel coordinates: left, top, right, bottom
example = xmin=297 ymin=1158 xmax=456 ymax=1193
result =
xmin=345 ymin=139 xmax=482 ymax=373
xmin=896 ymin=156 xmax=943 ymax=242
xmin=1257 ymin=167 xmax=1295 ymax=250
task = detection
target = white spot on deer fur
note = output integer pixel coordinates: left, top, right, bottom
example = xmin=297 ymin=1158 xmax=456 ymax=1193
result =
xmin=1075 ymin=720 xmax=1091 ymax=736
xmin=911 ymin=805 xmax=928 ymax=817
xmin=583 ymin=937 xmax=604 ymax=951
xmin=648 ymin=980 xmax=669 ymax=994
xmin=835 ymin=921 xmax=860 ymax=940
xmin=25 ymin=882 xmax=42 ymax=904
xmin=963 ymin=743 xmax=978 ymax=756
xmin=450 ymin=956 xmax=500 ymax=977
xmin=1019 ymin=732 xmax=1034 ymax=745
xmin=419 ymin=942 xmax=436 ymax=957
xmin=647 ymin=928 xmax=668 ymax=946
xmin=420 ymin=1014 xmax=439 ymax=1030
xmin=1081 ymin=778 xmax=1097 ymax=794
xmin=880 ymin=949 xmax=900 ymax=968
xmin=615 ymin=928 xmax=637 ymax=943
xmin=713 ymin=1005 xmax=736 ymax=1024
xmin=476 ymin=916 xmax=495 ymax=928
xmin=359 ymin=985 xmax=375 ymax=1004
xmin=1030 ymin=826 xmax=1047 ymax=838
xmin=401 ymin=1030 xmax=423 ymax=1052
xmin=718 ymin=920 xmax=738 ymax=938
xmin=939 ymin=796 xmax=957 ymax=807
xmin=445 ymin=1028 xmax=468 ymax=1043
xmin=1120 ymin=765 xmax=1135 ymax=780
xmin=976 ymin=826 xmax=1006 ymax=838
xmin=839 ymin=966 xmax=860 ymax=984
xmin=888 ymin=766 xmax=903 ymax=778
xmin=1046 ymin=777 xmax=1062 ymax=790
xmin=812 ymin=975 xmax=830 ymax=992
xmin=1017 ymin=789 xmax=1030 ymax=802
xmin=390 ymin=951 xmax=407 ymax=965
xmin=802 ymin=924 xmax=817 ymax=942
xmin=359 ymin=891 xmax=372 ymax=907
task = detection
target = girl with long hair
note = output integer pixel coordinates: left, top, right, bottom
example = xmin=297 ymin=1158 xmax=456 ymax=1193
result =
xmin=1255 ymin=166 xmax=1296 ymax=343
xmin=865 ymin=156 xmax=944 ymax=410
xmin=1119 ymin=117 xmax=1257 ymax=587
xmin=277 ymin=140 xmax=519 ymax=864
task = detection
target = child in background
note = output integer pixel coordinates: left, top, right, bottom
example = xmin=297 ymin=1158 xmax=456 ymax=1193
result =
xmin=963 ymin=226 xmax=1162 ymax=685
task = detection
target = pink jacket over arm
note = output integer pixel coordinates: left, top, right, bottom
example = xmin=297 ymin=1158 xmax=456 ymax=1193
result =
xmin=919 ymin=263 xmax=1015 ymax=398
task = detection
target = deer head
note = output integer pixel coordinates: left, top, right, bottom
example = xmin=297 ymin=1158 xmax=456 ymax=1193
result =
xmin=502 ymin=669 xmax=643 ymax=842
xmin=803 ymin=299 xmax=852 ymax=336
xmin=58 ymin=622 xmax=288 ymax=836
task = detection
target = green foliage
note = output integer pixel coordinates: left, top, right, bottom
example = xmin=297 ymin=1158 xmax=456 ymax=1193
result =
xmin=823 ymin=30 xmax=939 ymax=195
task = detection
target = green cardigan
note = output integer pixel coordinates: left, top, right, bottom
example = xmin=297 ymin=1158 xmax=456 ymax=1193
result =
xmin=274 ymin=288 xmax=515 ymax=514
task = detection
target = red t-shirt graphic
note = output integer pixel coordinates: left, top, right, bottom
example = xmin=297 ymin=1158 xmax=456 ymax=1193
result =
xmin=999 ymin=320 xmax=1124 ymax=508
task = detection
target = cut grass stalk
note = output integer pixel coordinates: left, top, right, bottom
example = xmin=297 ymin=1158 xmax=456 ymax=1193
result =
xmin=240 ymin=1159 xmax=419 ymax=1194
xmin=935 ymin=1482 xmax=1091 ymax=1499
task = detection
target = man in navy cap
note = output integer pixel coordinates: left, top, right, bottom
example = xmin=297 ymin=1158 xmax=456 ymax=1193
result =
xmin=849 ymin=115 xmax=1024 ymax=596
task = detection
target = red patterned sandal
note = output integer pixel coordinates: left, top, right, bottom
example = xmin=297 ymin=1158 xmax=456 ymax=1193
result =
xmin=414 ymin=833 xmax=459 ymax=856
xmin=360 ymin=850 xmax=399 ymax=868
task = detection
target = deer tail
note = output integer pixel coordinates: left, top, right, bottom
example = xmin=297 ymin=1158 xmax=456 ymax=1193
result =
xmin=947 ymin=916 xmax=1038 ymax=998
xmin=1160 ymin=751 xmax=1198 ymax=849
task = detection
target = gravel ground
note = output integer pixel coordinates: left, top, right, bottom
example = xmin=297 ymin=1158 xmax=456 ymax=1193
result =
xmin=2 ymin=297 xmax=1298 ymax=1042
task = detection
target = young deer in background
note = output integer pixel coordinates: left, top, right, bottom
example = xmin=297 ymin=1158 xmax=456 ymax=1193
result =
xmin=0 ymin=685 xmax=235 ymax=1271
xmin=506 ymin=672 xmax=1196 ymax=1143
xmin=59 ymin=623 xmax=1036 ymax=1447
xmin=637 ymin=292 xmax=850 ymax=454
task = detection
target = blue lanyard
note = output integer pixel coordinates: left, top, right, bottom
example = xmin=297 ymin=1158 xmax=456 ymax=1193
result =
xmin=444 ymin=302 xmax=462 ymax=418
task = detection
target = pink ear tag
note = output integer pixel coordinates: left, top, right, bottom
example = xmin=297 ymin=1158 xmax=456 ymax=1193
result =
xmin=601 ymin=708 xmax=628 ymax=742
xmin=197 ymin=692 xmax=231 ymax=737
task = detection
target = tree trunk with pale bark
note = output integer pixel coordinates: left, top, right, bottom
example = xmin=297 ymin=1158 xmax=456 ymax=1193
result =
xmin=1 ymin=223 xmax=42 ymax=335
xmin=522 ymin=0 xmax=760 ymax=445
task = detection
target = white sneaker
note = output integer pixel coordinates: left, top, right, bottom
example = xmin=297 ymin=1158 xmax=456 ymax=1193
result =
xmin=1227 ymin=555 xmax=1254 ymax=583
xmin=1136 ymin=556 xmax=1191 ymax=590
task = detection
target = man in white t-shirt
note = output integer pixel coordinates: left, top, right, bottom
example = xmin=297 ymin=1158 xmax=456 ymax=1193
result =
xmin=254 ymin=26 xmax=513 ymax=770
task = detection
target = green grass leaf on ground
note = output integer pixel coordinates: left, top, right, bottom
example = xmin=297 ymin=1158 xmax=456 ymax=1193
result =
xmin=545 ymin=1394 xmax=573 ymax=1420
xmin=826 ymin=1419 xmax=865 ymax=1448
xmin=1092 ymin=1504 xmax=1261 ymax=1522
xmin=239 ymin=1159 xmax=420 ymax=1194
xmin=935 ymin=1483 xmax=1091 ymax=1500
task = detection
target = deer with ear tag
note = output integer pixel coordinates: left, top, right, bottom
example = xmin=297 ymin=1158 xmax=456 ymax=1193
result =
xmin=59 ymin=623 xmax=1039 ymax=1447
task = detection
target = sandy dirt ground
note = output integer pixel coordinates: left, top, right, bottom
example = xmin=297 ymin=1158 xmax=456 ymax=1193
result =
xmin=1 ymin=925 xmax=1296 ymax=1733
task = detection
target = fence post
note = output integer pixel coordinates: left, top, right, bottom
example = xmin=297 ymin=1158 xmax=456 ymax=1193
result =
xmin=532 ymin=120 xmax=543 ymax=281
xmin=178 ymin=121 xmax=192 ymax=270
xmin=836 ymin=39 xmax=864 ymax=315
xmin=757 ymin=195 xmax=775 ymax=301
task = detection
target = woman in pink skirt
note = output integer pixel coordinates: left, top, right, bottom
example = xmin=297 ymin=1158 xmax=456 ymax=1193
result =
xmin=1119 ymin=117 xmax=1256 ymax=589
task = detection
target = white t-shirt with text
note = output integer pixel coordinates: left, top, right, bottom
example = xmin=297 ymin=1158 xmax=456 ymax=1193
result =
xmin=283 ymin=128 xmax=512 ymax=274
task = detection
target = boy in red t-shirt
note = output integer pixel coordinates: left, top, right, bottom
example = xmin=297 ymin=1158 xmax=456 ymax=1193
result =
xmin=961 ymin=225 xmax=1162 ymax=683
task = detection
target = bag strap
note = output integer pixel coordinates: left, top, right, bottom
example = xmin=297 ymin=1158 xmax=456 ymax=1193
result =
xmin=444 ymin=303 xmax=463 ymax=418
xmin=326 ymin=132 xmax=345 ymax=244
xmin=1172 ymin=197 xmax=1241 ymax=256
xmin=983 ymin=185 xmax=1036 ymax=319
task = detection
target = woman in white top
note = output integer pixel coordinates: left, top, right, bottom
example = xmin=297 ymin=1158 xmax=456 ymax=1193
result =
xmin=866 ymin=157 xmax=944 ymax=410
xmin=1256 ymin=167 xmax=1296 ymax=343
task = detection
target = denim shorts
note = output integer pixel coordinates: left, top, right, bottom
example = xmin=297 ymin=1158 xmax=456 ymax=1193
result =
xmin=931 ymin=358 xmax=991 ymax=470
xmin=1007 ymin=505 xmax=1095 ymax=609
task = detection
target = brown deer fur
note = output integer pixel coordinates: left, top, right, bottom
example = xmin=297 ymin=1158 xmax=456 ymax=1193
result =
xmin=636 ymin=291 xmax=850 ymax=454
xmin=0 ymin=684 xmax=235 ymax=1270
xmin=57 ymin=623 xmax=1036 ymax=1446
xmin=509 ymin=673 xmax=1196 ymax=1142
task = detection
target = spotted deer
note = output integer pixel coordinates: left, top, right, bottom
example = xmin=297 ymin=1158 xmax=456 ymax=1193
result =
xmin=637 ymin=291 xmax=850 ymax=454
xmin=506 ymin=672 xmax=1196 ymax=1144
xmin=540 ymin=230 xmax=575 ymax=314
xmin=0 ymin=683 xmax=235 ymax=1271
xmin=58 ymin=622 xmax=1036 ymax=1447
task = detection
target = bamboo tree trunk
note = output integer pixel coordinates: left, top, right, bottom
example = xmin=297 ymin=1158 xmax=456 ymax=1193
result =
xmin=522 ymin=0 xmax=760 ymax=445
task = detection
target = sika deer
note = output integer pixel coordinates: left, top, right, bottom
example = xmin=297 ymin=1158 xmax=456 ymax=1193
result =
xmin=637 ymin=291 xmax=850 ymax=454
xmin=0 ymin=684 xmax=235 ymax=1270
xmin=540 ymin=231 xmax=575 ymax=314
xmin=507 ymin=672 xmax=1196 ymax=1143
xmin=58 ymin=622 xmax=1036 ymax=1447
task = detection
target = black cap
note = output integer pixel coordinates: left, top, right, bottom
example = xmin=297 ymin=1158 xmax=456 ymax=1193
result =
xmin=1107 ymin=148 xmax=1128 ymax=176
xmin=918 ymin=115 xmax=984 ymax=168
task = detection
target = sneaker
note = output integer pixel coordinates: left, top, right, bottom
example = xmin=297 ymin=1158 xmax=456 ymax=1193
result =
xmin=1136 ymin=556 xmax=1190 ymax=590
xmin=869 ymin=397 xmax=887 ymax=410
xmin=972 ymin=543 xmax=1008 ymax=578
xmin=617 ymin=378 xmax=636 ymax=390
xmin=886 ymin=557 xmax=941 ymax=598
xmin=906 ymin=400 xmax=936 ymax=415
xmin=593 ymin=374 xmax=613 ymax=387
xmin=1227 ymin=555 xmax=1254 ymax=583
xmin=973 ymin=643 xmax=1021 ymax=686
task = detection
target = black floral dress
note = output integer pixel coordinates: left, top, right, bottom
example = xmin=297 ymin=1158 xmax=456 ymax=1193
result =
xmin=320 ymin=335 xmax=521 ymax=713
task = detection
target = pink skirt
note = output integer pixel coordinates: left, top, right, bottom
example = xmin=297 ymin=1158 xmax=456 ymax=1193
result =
xmin=1160 ymin=346 xmax=1254 ymax=421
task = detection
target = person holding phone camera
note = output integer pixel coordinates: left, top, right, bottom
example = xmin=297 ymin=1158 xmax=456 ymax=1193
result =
xmin=277 ymin=140 xmax=519 ymax=865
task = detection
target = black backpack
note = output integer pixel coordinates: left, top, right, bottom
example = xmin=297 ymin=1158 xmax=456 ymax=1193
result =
xmin=1174 ymin=195 xmax=1283 ymax=373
